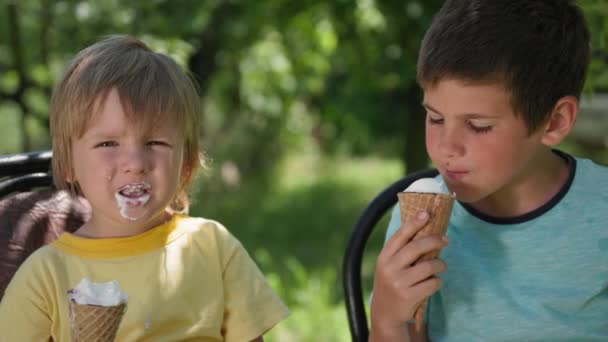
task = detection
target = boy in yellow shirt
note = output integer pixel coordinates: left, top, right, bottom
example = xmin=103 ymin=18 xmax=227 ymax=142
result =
xmin=0 ymin=35 xmax=288 ymax=341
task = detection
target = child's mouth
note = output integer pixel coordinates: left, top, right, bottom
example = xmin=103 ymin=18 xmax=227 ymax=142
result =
xmin=117 ymin=183 xmax=150 ymax=199
xmin=114 ymin=183 xmax=152 ymax=220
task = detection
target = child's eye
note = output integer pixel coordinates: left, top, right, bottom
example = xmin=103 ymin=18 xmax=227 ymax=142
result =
xmin=147 ymin=140 xmax=170 ymax=147
xmin=427 ymin=113 xmax=444 ymax=125
xmin=467 ymin=121 xmax=493 ymax=133
xmin=95 ymin=141 xmax=117 ymax=148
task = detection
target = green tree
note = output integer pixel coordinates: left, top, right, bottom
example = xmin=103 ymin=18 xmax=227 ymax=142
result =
xmin=1 ymin=0 xmax=606 ymax=172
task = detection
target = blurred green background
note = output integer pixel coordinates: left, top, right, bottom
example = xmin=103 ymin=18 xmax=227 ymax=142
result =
xmin=2 ymin=1 xmax=607 ymax=340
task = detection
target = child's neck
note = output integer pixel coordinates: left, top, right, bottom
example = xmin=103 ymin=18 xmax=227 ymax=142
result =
xmin=470 ymin=150 xmax=570 ymax=219
xmin=74 ymin=211 xmax=172 ymax=239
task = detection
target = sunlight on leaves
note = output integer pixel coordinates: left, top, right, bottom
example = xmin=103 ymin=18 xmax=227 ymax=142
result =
xmin=356 ymin=0 xmax=386 ymax=31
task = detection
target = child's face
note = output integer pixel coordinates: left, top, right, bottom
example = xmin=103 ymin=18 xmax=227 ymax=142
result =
xmin=70 ymin=88 xmax=185 ymax=232
xmin=423 ymin=79 xmax=547 ymax=203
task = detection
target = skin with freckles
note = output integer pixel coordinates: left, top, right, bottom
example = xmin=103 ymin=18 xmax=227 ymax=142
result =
xmin=70 ymin=88 xmax=185 ymax=238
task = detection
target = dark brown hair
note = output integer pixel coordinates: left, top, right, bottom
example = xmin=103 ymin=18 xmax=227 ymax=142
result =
xmin=417 ymin=0 xmax=591 ymax=132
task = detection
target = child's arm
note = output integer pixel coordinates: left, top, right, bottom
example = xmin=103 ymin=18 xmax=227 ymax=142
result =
xmin=215 ymin=224 xmax=289 ymax=342
xmin=369 ymin=212 xmax=447 ymax=342
xmin=408 ymin=323 xmax=428 ymax=342
xmin=0 ymin=256 xmax=53 ymax=340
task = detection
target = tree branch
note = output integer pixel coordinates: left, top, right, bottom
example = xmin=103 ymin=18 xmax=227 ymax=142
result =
xmin=7 ymin=1 xmax=31 ymax=151
xmin=37 ymin=0 xmax=53 ymax=131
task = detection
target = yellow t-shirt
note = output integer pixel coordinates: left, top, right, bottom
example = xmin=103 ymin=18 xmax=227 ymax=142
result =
xmin=0 ymin=214 xmax=289 ymax=341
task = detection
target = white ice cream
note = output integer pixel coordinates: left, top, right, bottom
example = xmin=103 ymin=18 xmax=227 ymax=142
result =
xmin=68 ymin=278 xmax=128 ymax=306
xmin=403 ymin=178 xmax=446 ymax=194
xmin=114 ymin=182 xmax=151 ymax=221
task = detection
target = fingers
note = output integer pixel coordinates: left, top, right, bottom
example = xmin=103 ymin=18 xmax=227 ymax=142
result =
xmin=406 ymin=258 xmax=447 ymax=286
xmin=380 ymin=262 xmax=445 ymax=311
xmin=384 ymin=258 xmax=446 ymax=295
xmin=389 ymin=234 xmax=448 ymax=269
xmin=408 ymin=275 xmax=443 ymax=302
xmin=377 ymin=257 xmax=446 ymax=297
xmin=383 ymin=211 xmax=430 ymax=258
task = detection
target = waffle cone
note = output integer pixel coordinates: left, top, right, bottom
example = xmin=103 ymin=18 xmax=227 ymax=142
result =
xmin=397 ymin=191 xmax=455 ymax=332
xmin=69 ymin=301 xmax=126 ymax=342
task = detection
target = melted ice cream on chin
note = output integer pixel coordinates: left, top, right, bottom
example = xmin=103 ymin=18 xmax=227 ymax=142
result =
xmin=114 ymin=182 xmax=151 ymax=221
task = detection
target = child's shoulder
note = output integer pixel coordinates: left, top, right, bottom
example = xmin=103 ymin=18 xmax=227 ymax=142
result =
xmin=173 ymin=214 xmax=242 ymax=247
xmin=6 ymin=243 xmax=66 ymax=287
xmin=24 ymin=242 xmax=66 ymax=266
xmin=174 ymin=214 xmax=230 ymax=235
xmin=576 ymin=156 xmax=608 ymax=178
xmin=573 ymin=157 xmax=608 ymax=195
xmin=556 ymin=157 xmax=608 ymax=224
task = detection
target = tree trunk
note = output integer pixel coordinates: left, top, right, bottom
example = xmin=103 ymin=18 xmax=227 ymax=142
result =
xmin=8 ymin=2 xmax=31 ymax=152
xmin=403 ymin=85 xmax=428 ymax=174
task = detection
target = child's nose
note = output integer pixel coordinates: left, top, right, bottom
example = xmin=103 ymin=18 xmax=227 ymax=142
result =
xmin=121 ymin=147 xmax=148 ymax=175
xmin=438 ymin=127 xmax=465 ymax=158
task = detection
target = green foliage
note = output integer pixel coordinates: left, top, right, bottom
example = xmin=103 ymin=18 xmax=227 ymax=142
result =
xmin=0 ymin=103 xmax=21 ymax=154
xmin=190 ymin=153 xmax=402 ymax=340
xmin=2 ymin=0 xmax=607 ymax=167
xmin=1 ymin=0 xmax=607 ymax=338
xmin=262 ymin=257 xmax=351 ymax=342
xmin=580 ymin=0 xmax=608 ymax=92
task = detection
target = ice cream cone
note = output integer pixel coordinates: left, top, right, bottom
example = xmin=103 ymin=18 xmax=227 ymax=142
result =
xmin=397 ymin=191 xmax=455 ymax=331
xmin=69 ymin=301 xmax=126 ymax=342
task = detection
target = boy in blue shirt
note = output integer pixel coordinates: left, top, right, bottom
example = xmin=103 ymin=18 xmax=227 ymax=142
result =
xmin=370 ymin=0 xmax=607 ymax=341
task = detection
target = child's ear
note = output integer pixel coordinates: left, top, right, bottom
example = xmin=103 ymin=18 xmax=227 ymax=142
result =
xmin=541 ymin=95 xmax=578 ymax=146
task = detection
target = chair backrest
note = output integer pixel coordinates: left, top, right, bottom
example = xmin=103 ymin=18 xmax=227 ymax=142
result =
xmin=0 ymin=150 xmax=90 ymax=299
xmin=0 ymin=150 xmax=54 ymax=198
xmin=342 ymin=168 xmax=439 ymax=342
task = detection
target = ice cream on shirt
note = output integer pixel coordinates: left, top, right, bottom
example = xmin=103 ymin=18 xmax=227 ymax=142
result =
xmin=67 ymin=278 xmax=128 ymax=341
xmin=68 ymin=278 xmax=128 ymax=306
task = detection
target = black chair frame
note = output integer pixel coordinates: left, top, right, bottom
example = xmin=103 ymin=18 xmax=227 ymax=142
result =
xmin=342 ymin=168 xmax=439 ymax=342
xmin=0 ymin=150 xmax=54 ymax=198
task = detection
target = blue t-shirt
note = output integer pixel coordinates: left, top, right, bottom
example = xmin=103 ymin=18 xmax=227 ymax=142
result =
xmin=383 ymin=153 xmax=608 ymax=341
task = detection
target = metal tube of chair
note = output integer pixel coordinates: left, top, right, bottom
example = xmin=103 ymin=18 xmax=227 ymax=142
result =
xmin=343 ymin=169 xmax=438 ymax=342
xmin=0 ymin=150 xmax=52 ymax=177
xmin=0 ymin=173 xmax=54 ymax=198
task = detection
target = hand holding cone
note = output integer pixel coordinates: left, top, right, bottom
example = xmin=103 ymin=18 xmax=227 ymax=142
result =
xmin=397 ymin=185 xmax=454 ymax=332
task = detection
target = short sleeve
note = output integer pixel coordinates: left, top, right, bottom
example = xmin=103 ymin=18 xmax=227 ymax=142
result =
xmin=0 ymin=252 xmax=53 ymax=340
xmin=219 ymin=231 xmax=289 ymax=342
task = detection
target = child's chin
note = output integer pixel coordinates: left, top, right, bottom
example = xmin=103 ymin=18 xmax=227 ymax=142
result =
xmin=116 ymin=206 xmax=150 ymax=222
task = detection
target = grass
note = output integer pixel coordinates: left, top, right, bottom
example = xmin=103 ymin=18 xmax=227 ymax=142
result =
xmin=189 ymin=154 xmax=404 ymax=341
xmin=0 ymin=104 xmax=22 ymax=154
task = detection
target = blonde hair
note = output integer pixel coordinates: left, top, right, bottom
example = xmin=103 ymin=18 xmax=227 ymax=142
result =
xmin=50 ymin=35 xmax=205 ymax=213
